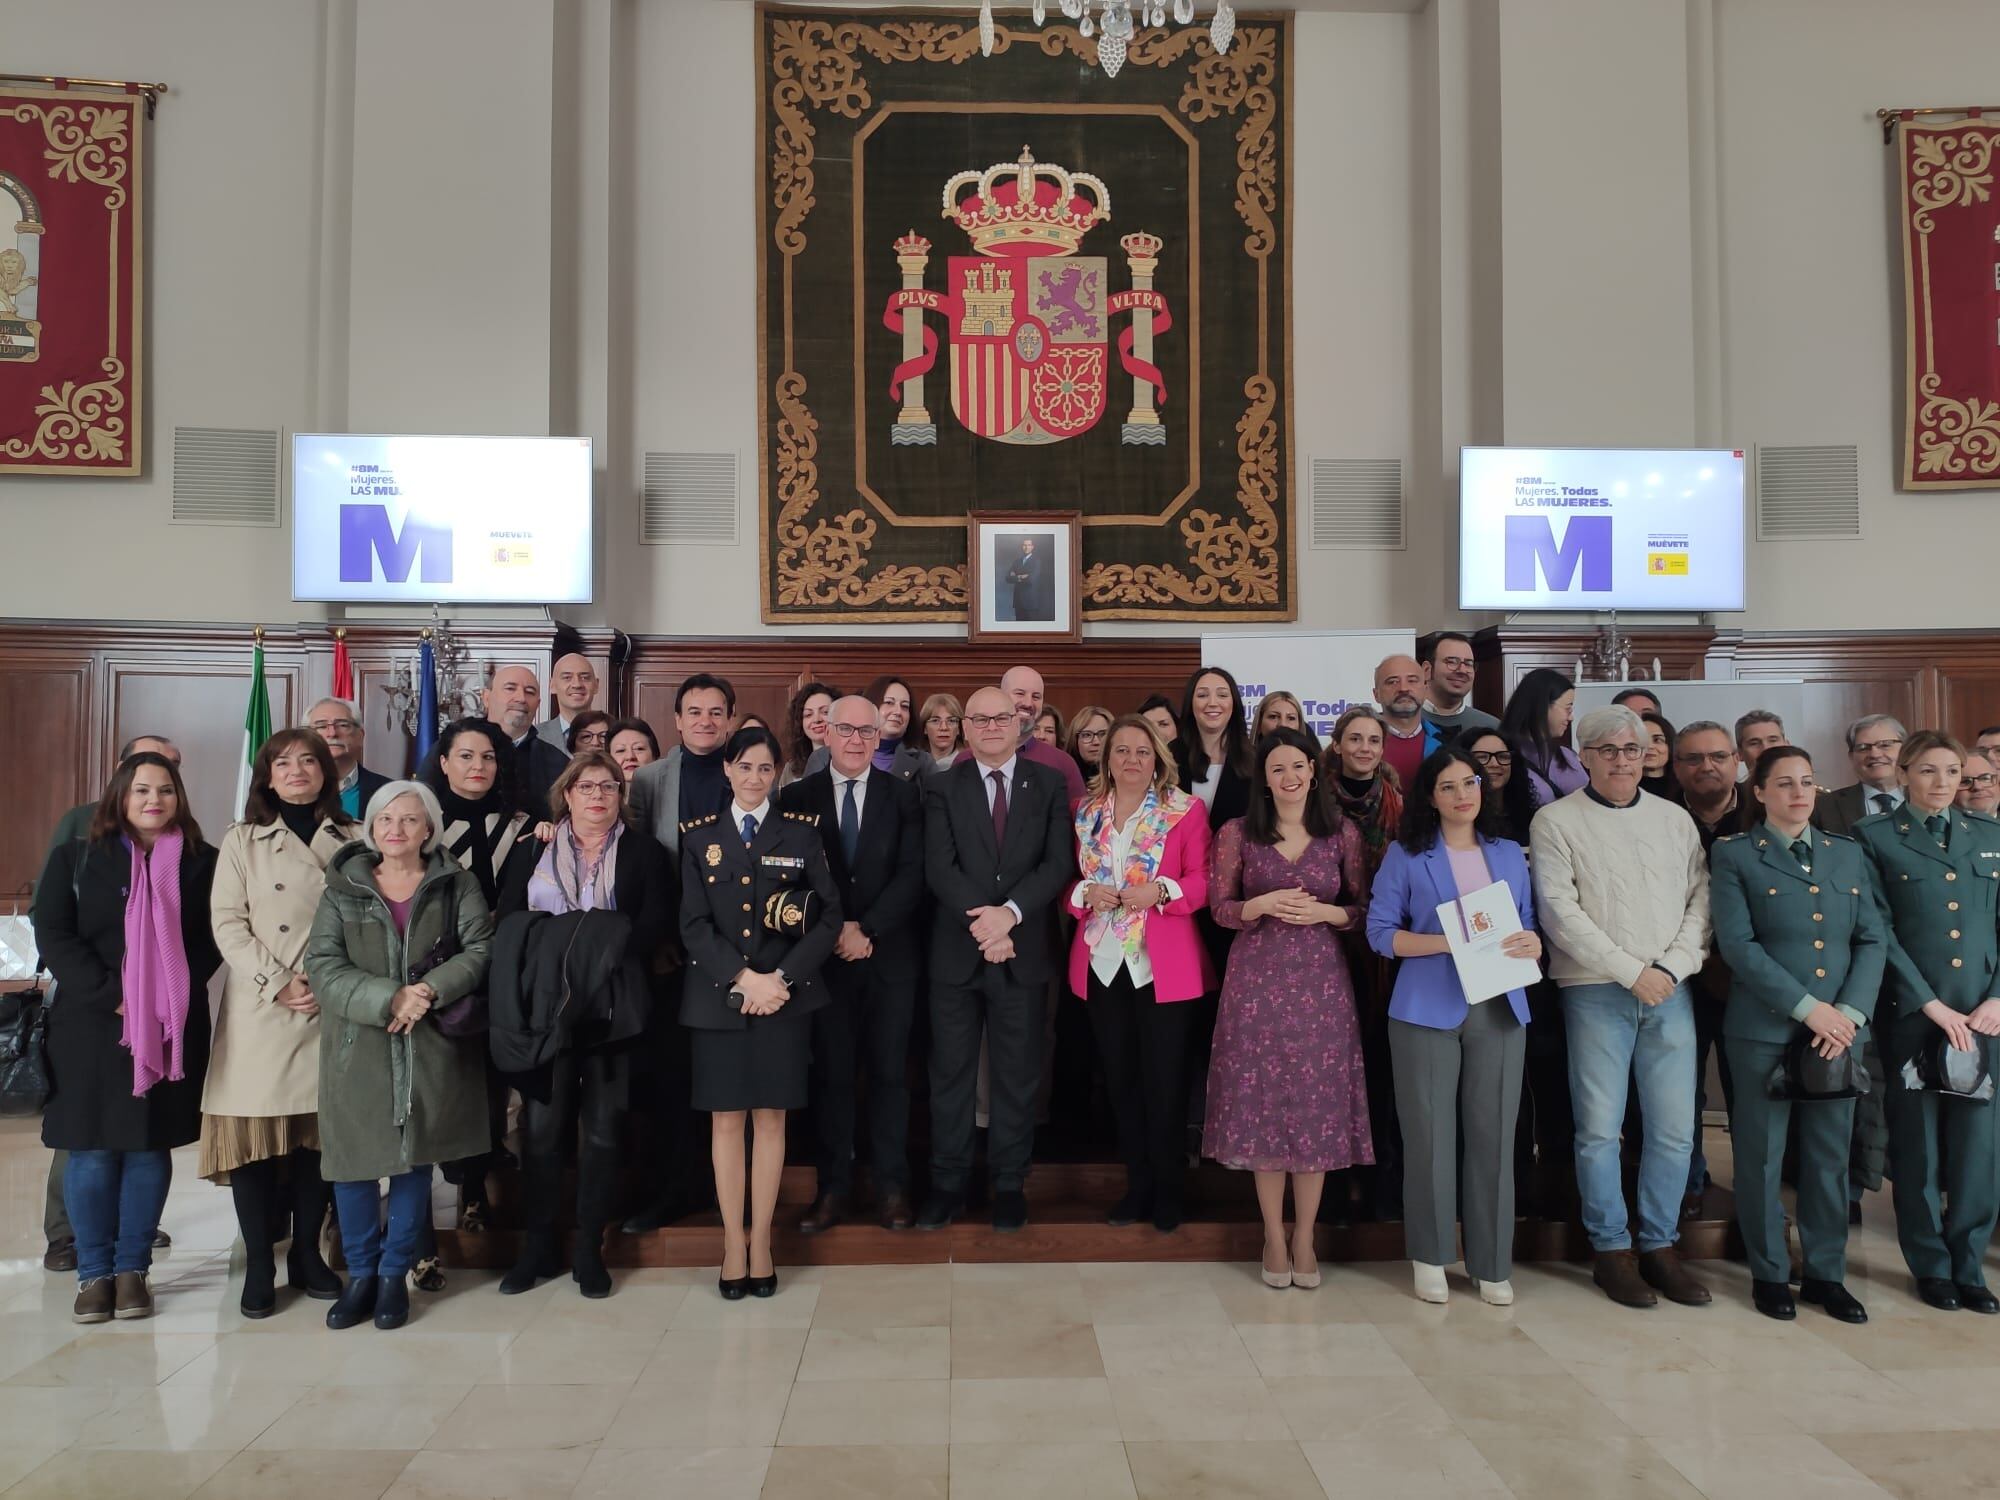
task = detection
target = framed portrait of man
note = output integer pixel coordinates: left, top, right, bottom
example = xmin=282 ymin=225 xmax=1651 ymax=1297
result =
xmin=966 ymin=511 xmax=1081 ymax=642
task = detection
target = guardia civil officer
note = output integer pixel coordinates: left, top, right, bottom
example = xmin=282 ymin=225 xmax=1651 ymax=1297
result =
xmin=678 ymin=724 xmax=842 ymax=1301
xmin=1853 ymin=730 xmax=2000 ymax=1313
xmin=1709 ymin=747 xmax=1884 ymax=1324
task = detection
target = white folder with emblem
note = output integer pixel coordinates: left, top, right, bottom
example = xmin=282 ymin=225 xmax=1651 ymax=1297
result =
xmin=1436 ymin=881 xmax=1541 ymax=1005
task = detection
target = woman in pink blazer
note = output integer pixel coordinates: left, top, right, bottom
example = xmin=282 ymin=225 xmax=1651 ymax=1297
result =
xmin=1069 ymin=715 xmax=1215 ymax=1233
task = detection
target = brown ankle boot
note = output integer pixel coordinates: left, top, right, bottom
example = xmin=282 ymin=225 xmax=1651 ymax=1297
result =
xmin=1638 ymin=1247 xmax=1711 ymax=1306
xmin=1593 ymin=1249 xmax=1658 ymax=1308
xmin=113 ymin=1270 xmax=154 ymax=1320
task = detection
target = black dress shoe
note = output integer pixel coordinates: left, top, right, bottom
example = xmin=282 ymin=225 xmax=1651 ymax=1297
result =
xmin=1751 ymin=1279 xmax=1796 ymax=1321
xmin=1956 ymin=1283 xmax=2000 ymax=1315
xmin=1105 ymin=1190 xmax=1151 ymax=1228
xmin=152 ymin=1228 xmax=172 ymax=1250
xmin=746 ymin=1272 xmax=777 ymax=1299
xmin=796 ymin=1192 xmax=848 ymax=1237
xmin=372 ymin=1276 xmax=410 ymax=1330
xmin=718 ymin=1275 xmax=749 ymax=1301
xmin=1152 ymin=1193 xmax=1184 ymax=1235
xmin=1799 ymin=1278 xmax=1868 ymax=1324
xmin=1917 ymin=1277 xmax=1961 ymax=1311
xmin=878 ymin=1189 xmax=916 ymax=1231
xmin=42 ymin=1238 xmax=76 ymax=1274
xmin=240 ymin=1258 xmax=278 ymax=1320
xmin=326 ymin=1275 xmax=379 ymax=1330
xmin=992 ymin=1190 xmax=1028 ymax=1233
xmin=915 ymin=1193 xmax=965 ymax=1231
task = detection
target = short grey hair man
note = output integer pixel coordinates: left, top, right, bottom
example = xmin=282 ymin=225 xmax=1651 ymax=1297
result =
xmin=1573 ymin=703 xmax=1645 ymax=753
xmin=1845 ymin=713 xmax=1907 ymax=752
xmin=360 ymin=781 xmax=446 ymax=855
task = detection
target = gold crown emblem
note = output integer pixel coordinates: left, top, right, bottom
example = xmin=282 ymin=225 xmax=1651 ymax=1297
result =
xmin=942 ymin=147 xmax=1111 ymax=257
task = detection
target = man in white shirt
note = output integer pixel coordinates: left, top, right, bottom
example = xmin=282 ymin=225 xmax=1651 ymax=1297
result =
xmin=537 ymin=653 xmax=599 ymax=751
xmin=1815 ymin=714 xmax=1908 ymax=837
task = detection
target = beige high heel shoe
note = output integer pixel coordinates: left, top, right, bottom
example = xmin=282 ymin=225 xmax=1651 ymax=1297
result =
xmin=1291 ymin=1231 xmax=1321 ymax=1290
xmin=1261 ymin=1237 xmax=1293 ymax=1289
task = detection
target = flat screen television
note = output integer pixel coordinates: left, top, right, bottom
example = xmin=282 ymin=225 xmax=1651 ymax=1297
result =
xmin=1458 ymin=446 xmax=1746 ymax=612
xmin=292 ymin=433 xmax=593 ymax=603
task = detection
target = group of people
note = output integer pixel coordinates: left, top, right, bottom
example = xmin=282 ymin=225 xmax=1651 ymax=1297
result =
xmin=29 ymin=638 xmax=2000 ymax=1331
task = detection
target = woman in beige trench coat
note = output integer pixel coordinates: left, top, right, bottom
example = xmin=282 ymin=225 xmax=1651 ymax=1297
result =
xmin=204 ymin=728 xmax=358 ymax=1317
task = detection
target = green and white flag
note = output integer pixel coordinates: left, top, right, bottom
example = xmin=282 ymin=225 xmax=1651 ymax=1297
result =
xmin=236 ymin=638 xmax=272 ymax=820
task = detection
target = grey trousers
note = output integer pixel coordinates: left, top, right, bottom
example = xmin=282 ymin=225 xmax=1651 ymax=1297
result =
xmin=1390 ymin=1003 xmax=1526 ymax=1282
xmin=46 ymin=1151 xmax=71 ymax=1241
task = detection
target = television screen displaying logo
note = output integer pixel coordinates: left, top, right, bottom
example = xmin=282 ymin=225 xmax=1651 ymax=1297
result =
xmin=293 ymin=434 xmax=593 ymax=603
xmin=1459 ymin=447 xmax=1745 ymax=612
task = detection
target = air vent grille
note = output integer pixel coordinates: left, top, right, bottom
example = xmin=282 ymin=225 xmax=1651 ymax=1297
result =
xmin=641 ymin=452 xmax=738 ymax=544
xmin=1309 ymin=457 xmax=1404 ymax=549
xmin=171 ymin=427 xmax=281 ymax=526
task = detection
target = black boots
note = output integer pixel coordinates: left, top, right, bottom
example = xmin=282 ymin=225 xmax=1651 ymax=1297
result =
xmin=373 ymin=1275 xmax=410 ymax=1329
xmin=287 ymin=1150 xmax=341 ymax=1298
xmin=572 ymin=1226 xmax=612 ymax=1300
xmin=327 ymin=1275 xmax=379 ymax=1329
xmin=229 ymin=1160 xmax=279 ymax=1319
xmin=499 ymin=1231 xmax=562 ymax=1295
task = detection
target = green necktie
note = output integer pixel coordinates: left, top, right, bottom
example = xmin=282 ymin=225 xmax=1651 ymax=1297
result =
xmin=1791 ymin=838 xmax=1813 ymax=873
xmin=1926 ymin=813 xmax=1948 ymax=848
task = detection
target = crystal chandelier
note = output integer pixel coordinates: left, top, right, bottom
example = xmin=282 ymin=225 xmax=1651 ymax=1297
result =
xmin=979 ymin=0 xmax=1236 ymax=79
xmin=383 ymin=604 xmax=486 ymax=740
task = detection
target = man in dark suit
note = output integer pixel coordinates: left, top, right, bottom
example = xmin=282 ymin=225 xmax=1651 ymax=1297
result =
xmin=1004 ymin=537 xmax=1048 ymax=621
xmin=781 ymin=696 xmax=927 ymax=1232
xmin=483 ymin=663 xmax=570 ymax=816
xmin=1815 ymin=714 xmax=1908 ymax=837
xmin=919 ymin=685 xmax=1074 ymax=1232
xmin=305 ymin=699 xmax=389 ymax=820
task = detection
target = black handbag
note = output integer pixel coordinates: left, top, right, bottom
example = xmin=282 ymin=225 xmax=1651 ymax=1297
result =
xmin=1764 ymin=1031 xmax=1869 ymax=1103
xmin=1900 ymin=1031 xmax=1996 ymax=1103
xmin=0 ymin=978 xmax=51 ymax=1116
xmin=408 ymin=881 xmax=486 ymax=1039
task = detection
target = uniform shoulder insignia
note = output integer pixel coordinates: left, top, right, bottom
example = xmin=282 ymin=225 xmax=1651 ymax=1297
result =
xmin=1820 ymin=830 xmax=1856 ymax=843
xmin=678 ymin=813 xmax=718 ymax=833
xmin=784 ymin=810 xmax=819 ymax=827
xmin=1715 ymin=832 xmax=1746 ymax=844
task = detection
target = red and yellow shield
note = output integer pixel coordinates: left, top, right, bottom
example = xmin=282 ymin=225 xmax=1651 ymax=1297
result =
xmin=947 ymin=255 xmax=1108 ymax=445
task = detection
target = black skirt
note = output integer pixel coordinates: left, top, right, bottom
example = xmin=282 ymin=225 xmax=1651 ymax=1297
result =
xmin=690 ymin=1008 xmax=812 ymax=1112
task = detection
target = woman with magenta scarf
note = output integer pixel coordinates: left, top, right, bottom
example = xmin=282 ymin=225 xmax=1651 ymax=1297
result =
xmin=1068 ymin=716 xmax=1214 ymax=1234
xmin=34 ymin=752 xmax=222 ymax=1324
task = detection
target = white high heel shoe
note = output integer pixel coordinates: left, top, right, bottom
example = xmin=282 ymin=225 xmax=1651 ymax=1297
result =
xmin=1477 ymin=1278 xmax=1515 ymax=1306
xmin=1412 ymin=1261 xmax=1450 ymax=1304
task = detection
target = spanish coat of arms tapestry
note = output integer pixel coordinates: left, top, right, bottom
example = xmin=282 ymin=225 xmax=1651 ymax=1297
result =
xmin=757 ymin=4 xmax=1294 ymax=622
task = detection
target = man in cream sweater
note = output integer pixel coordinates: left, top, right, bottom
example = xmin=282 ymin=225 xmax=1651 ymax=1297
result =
xmin=1531 ymin=704 xmax=1712 ymax=1311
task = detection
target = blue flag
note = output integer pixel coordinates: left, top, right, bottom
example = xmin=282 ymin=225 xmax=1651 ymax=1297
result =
xmin=414 ymin=637 xmax=439 ymax=768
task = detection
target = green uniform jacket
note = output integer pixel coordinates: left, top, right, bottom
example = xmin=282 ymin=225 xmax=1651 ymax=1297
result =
xmin=1709 ymin=827 xmax=1885 ymax=1045
xmin=1853 ymin=808 xmax=2000 ymax=1023
xmin=304 ymin=843 xmax=494 ymax=1182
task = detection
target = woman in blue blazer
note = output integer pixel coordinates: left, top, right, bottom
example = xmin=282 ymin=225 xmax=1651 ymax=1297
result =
xmin=1367 ymin=747 xmax=1539 ymax=1306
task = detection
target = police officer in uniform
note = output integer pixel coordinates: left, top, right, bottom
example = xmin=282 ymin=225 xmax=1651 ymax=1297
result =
xmin=678 ymin=724 xmax=842 ymax=1301
xmin=1853 ymin=730 xmax=2000 ymax=1313
xmin=1709 ymin=747 xmax=1884 ymax=1323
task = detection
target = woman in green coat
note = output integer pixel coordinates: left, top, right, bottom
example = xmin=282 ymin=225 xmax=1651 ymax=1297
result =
xmin=1709 ymin=747 xmax=1884 ymax=1324
xmin=304 ymin=781 xmax=493 ymax=1333
xmin=1854 ymin=730 xmax=2000 ymax=1313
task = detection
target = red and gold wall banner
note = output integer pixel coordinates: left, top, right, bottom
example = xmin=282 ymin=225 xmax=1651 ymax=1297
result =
xmin=757 ymin=4 xmax=1294 ymax=623
xmin=0 ymin=86 xmax=145 ymax=475
xmin=1898 ymin=118 xmax=2000 ymax=490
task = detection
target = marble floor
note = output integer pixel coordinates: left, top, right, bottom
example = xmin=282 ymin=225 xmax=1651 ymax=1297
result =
xmin=2 ymin=1117 xmax=1998 ymax=1499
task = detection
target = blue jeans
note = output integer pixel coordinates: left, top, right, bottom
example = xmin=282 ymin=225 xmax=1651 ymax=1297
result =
xmin=64 ymin=1149 xmax=172 ymax=1284
xmin=1563 ymin=981 xmax=1696 ymax=1252
xmin=331 ymin=1168 xmax=434 ymax=1279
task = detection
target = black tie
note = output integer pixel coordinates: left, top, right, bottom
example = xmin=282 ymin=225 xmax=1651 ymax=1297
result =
xmin=740 ymin=813 xmax=757 ymax=847
xmin=1791 ymin=838 xmax=1813 ymax=874
xmin=1927 ymin=813 xmax=1948 ymax=849
xmin=1874 ymin=792 xmax=1896 ymax=816
xmin=840 ymin=778 xmax=860 ymax=865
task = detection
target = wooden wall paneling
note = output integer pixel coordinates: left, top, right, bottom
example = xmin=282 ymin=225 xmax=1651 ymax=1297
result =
xmin=1470 ymin=626 xmax=1716 ymax=716
xmin=0 ymin=659 xmax=91 ymax=898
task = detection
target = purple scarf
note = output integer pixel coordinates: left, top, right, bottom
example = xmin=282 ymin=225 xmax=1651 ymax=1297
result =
xmin=528 ymin=819 xmax=622 ymax=914
xmin=121 ymin=830 xmax=191 ymax=1097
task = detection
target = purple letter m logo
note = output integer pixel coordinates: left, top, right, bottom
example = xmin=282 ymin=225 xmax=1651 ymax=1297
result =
xmin=1504 ymin=515 xmax=1612 ymax=593
xmin=338 ymin=506 xmax=453 ymax=584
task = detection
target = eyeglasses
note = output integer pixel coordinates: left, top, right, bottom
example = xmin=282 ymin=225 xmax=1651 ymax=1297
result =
xmin=1434 ymin=656 xmax=1475 ymax=671
xmin=1469 ymin=750 xmax=1512 ymax=766
xmin=1585 ymin=743 xmax=1646 ymax=761
xmin=308 ymin=719 xmax=358 ymax=734
xmin=1854 ymin=737 xmax=1905 ymax=755
xmin=1962 ymin=774 xmax=1998 ymax=790
xmin=830 ymin=723 xmax=880 ymax=740
xmin=1675 ymin=750 xmax=1735 ymax=766
xmin=965 ymin=713 xmax=1013 ymax=729
xmin=1076 ymin=729 xmax=1108 ymax=743
xmin=575 ymin=732 xmax=609 ymax=748
xmin=925 ymin=714 xmax=960 ymax=727
xmin=570 ymin=780 xmax=621 ymax=798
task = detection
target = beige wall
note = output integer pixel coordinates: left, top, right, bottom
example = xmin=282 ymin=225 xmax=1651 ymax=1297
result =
xmin=6 ymin=0 xmax=1993 ymax=636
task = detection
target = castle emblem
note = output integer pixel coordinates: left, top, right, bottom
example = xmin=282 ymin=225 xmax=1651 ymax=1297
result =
xmin=880 ymin=147 xmax=1172 ymax=447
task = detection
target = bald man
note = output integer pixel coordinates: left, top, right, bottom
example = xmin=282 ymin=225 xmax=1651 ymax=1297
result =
xmin=483 ymin=663 xmax=569 ymax=814
xmin=1375 ymin=653 xmax=1442 ymax=790
xmin=921 ymin=685 xmax=1075 ymax=1232
xmin=538 ymin=652 xmax=600 ymax=752
xmin=951 ymin=664 xmax=1085 ymax=806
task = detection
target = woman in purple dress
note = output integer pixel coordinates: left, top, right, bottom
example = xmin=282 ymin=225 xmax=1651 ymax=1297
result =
xmin=1204 ymin=729 xmax=1374 ymax=1290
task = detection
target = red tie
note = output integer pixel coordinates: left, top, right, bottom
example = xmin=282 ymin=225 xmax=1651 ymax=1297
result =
xmin=989 ymin=768 xmax=1009 ymax=848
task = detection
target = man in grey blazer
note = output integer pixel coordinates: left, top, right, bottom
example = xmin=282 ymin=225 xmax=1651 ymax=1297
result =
xmin=536 ymin=652 xmax=599 ymax=752
xmin=1814 ymin=714 xmax=1908 ymax=837
xmin=626 ymin=673 xmax=735 ymax=856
